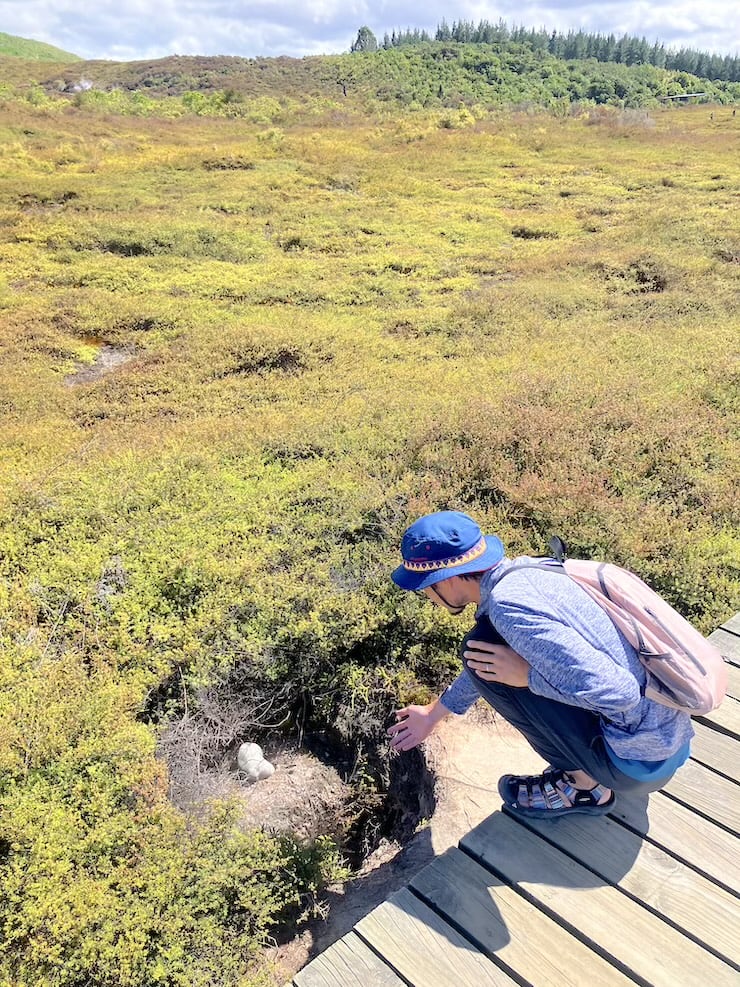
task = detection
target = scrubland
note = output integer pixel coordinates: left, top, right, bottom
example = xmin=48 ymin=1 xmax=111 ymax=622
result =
xmin=0 ymin=99 xmax=738 ymax=985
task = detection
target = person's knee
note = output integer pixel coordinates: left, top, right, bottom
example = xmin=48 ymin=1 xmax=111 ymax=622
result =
xmin=459 ymin=617 xmax=507 ymax=662
xmin=460 ymin=618 xmax=513 ymax=694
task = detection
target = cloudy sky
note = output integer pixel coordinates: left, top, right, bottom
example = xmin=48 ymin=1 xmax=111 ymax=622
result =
xmin=1 ymin=1 xmax=738 ymax=62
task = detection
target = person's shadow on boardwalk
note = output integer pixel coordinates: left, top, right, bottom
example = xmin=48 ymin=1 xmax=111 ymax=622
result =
xmin=288 ymin=755 xmax=649 ymax=967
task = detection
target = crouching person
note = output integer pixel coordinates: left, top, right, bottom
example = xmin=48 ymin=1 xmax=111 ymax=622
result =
xmin=386 ymin=511 xmax=693 ymax=817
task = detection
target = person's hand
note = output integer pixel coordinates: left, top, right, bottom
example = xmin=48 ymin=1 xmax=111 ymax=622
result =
xmin=464 ymin=639 xmax=530 ymax=687
xmin=387 ymin=702 xmax=447 ymax=752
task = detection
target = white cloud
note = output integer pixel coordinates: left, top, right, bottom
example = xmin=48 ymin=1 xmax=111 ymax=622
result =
xmin=0 ymin=0 xmax=737 ymax=60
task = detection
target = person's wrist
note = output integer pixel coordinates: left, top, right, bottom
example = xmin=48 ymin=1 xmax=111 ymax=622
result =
xmin=427 ymin=699 xmax=451 ymax=723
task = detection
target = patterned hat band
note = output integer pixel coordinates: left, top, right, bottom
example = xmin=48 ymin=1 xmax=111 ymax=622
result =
xmin=403 ymin=537 xmax=487 ymax=573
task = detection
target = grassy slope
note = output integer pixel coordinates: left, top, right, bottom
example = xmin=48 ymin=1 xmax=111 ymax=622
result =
xmin=0 ymin=31 xmax=79 ymax=61
xmin=0 ymin=101 xmax=738 ymax=984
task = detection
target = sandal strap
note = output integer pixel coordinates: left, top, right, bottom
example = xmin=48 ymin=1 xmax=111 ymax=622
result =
xmin=517 ymin=773 xmax=568 ymax=810
xmin=572 ymin=783 xmax=609 ymax=806
xmin=514 ymin=770 xmax=607 ymax=811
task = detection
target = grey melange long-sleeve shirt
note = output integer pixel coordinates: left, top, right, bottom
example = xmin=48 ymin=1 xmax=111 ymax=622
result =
xmin=439 ymin=557 xmax=694 ymax=761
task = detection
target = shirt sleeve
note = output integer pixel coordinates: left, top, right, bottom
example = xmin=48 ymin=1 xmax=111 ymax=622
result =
xmin=489 ymin=576 xmax=642 ymax=716
xmin=439 ymin=669 xmax=480 ymax=714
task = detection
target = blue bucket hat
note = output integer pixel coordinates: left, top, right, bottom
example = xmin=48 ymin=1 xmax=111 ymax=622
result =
xmin=391 ymin=510 xmax=505 ymax=591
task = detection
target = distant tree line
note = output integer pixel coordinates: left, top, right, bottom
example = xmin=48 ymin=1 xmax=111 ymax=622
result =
xmin=356 ymin=20 xmax=740 ymax=83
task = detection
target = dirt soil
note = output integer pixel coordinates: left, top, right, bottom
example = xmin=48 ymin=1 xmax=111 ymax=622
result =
xmin=236 ymin=745 xmax=353 ymax=842
xmin=64 ymin=344 xmax=133 ymax=385
xmin=267 ymin=706 xmax=547 ymax=984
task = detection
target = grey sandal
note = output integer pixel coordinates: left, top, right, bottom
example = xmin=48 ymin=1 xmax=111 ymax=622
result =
xmin=498 ymin=768 xmax=615 ymax=818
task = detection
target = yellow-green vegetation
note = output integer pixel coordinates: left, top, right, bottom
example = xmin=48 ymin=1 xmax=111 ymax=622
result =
xmin=0 ymin=96 xmax=738 ymax=986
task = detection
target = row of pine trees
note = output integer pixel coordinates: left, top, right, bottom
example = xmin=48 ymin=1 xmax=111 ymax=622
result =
xmin=351 ymin=19 xmax=740 ymax=84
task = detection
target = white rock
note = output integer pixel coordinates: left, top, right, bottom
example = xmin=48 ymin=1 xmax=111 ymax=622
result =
xmin=256 ymin=759 xmax=275 ymax=780
xmin=243 ymin=758 xmax=275 ymax=782
xmin=238 ymin=743 xmax=275 ymax=782
xmin=237 ymin=742 xmax=264 ymax=771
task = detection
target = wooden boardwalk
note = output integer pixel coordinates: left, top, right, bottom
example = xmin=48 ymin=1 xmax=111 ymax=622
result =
xmin=292 ymin=616 xmax=740 ymax=987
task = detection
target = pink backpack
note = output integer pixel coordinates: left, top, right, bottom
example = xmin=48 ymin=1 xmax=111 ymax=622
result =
xmin=543 ymin=540 xmax=727 ymax=714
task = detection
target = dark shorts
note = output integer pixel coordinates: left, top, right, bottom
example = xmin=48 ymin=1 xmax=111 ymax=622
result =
xmin=461 ymin=618 xmax=675 ymax=795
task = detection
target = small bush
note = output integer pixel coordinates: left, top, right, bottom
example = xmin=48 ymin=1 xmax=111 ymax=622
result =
xmin=19 ymin=190 xmax=78 ymax=210
xmin=280 ymin=235 xmax=306 ymax=252
xmin=595 ymin=255 xmax=670 ymax=293
xmin=256 ymin=127 xmax=284 ymax=149
xmin=511 ymin=226 xmax=559 ymax=240
xmin=714 ymin=245 xmax=739 ymax=264
xmin=216 ymin=344 xmax=308 ymax=376
xmin=628 ymin=256 xmax=669 ymax=293
xmin=202 ymin=155 xmax=255 ymax=171
xmin=438 ymin=106 xmax=475 ymax=130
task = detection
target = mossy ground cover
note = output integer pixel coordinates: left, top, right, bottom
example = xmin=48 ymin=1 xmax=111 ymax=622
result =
xmin=0 ymin=33 xmax=80 ymax=62
xmin=0 ymin=100 xmax=738 ymax=985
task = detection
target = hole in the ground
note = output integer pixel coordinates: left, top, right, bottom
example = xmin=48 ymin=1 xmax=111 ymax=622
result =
xmin=154 ymin=687 xmax=437 ymax=872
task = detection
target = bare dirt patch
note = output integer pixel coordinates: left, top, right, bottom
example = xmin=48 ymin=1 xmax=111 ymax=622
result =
xmin=234 ymin=744 xmax=353 ymax=842
xmin=64 ymin=341 xmax=134 ymax=385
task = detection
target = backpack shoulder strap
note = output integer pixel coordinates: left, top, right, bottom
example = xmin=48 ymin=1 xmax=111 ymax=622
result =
xmin=493 ymin=557 xmax=567 ymax=586
xmin=548 ymin=535 xmax=568 ymax=562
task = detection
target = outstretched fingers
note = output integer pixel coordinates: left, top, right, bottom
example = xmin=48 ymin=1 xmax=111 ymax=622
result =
xmin=387 ymin=705 xmax=432 ymax=751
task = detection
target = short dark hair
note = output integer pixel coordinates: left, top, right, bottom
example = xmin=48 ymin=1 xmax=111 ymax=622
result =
xmin=458 ymin=571 xmax=486 ymax=582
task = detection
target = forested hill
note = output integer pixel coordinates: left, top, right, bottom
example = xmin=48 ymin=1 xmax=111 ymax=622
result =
xmin=5 ymin=40 xmax=740 ymax=110
xmin=380 ymin=21 xmax=740 ymax=84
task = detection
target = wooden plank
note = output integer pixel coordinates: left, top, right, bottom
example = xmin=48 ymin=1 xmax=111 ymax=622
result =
xmin=410 ymin=847 xmax=633 ymax=985
xmin=691 ymin=720 xmax=740 ymax=782
xmin=507 ymin=811 xmax=740 ymax=966
xmin=696 ymin=694 xmax=740 ymax=740
xmin=722 ymin=660 xmax=740 ymax=700
xmin=461 ymin=812 xmax=737 ymax=987
xmin=611 ymin=790 xmax=740 ymax=891
xmin=720 ymin=613 xmax=740 ymax=637
xmin=355 ymin=888 xmax=516 ymax=986
xmin=709 ymin=628 xmax=740 ymax=664
xmin=661 ymin=757 xmax=740 ymax=833
xmin=293 ymin=932 xmax=406 ymax=987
